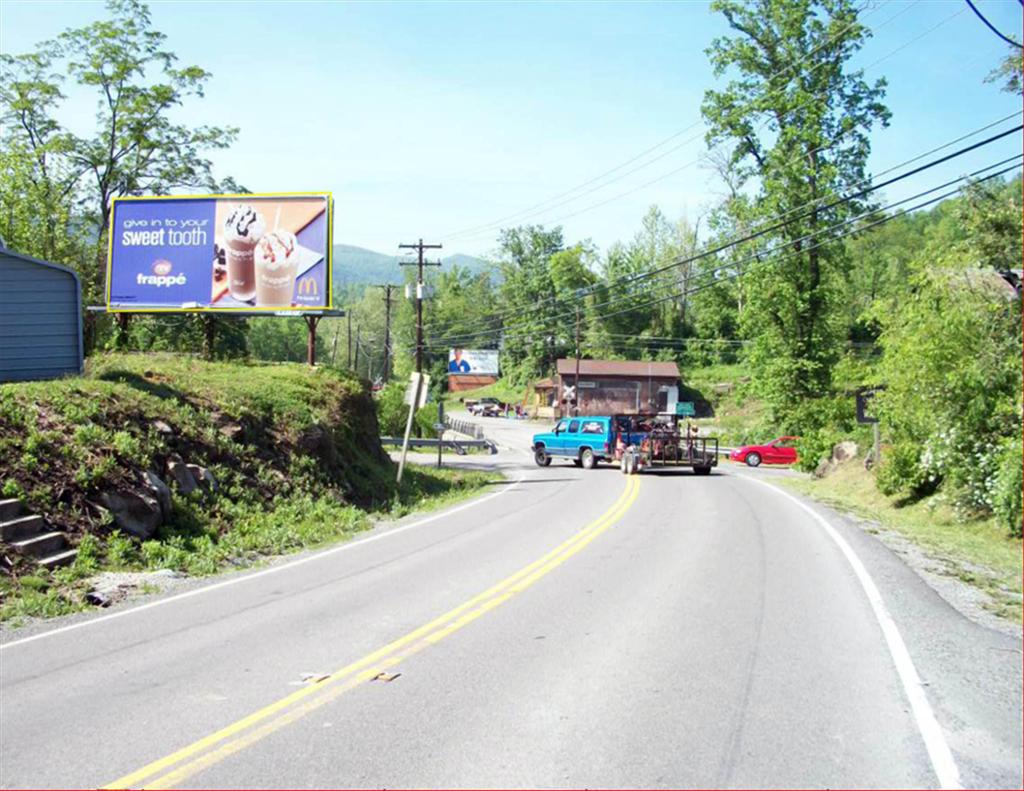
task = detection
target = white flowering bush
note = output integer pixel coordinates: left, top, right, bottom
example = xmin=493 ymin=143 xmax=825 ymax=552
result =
xmin=875 ymin=258 xmax=1021 ymax=531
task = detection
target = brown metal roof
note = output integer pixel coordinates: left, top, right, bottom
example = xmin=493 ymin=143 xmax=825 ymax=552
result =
xmin=556 ymin=358 xmax=679 ymax=378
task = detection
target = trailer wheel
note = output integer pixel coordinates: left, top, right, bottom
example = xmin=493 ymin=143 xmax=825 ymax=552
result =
xmin=534 ymin=447 xmax=552 ymax=467
xmin=620 ymin=455 xmax=630 ymax=475
xmin=580 ymin=448 xmax=596 ymax=469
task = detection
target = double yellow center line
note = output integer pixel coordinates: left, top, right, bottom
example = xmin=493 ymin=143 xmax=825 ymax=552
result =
xmin=105 ymin=474 xmax=642 ymax=789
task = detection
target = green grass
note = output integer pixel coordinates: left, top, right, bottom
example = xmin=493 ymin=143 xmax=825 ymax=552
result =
xmin=444 ymin=378 xmax=528 ymax=409
xmin=0 ymin=465 xmax=497 ymax=624
xmin=0 ymin=353 xmax=498 ymax=624
xmin=679 ymin=363 xmax=769 ymax=446
xmin=780 ymin=463 xmax=1023 ymax=622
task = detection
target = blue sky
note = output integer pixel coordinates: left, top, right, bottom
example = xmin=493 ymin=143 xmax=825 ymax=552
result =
xmin=2 ymin=0 xmax=1021 ymax=258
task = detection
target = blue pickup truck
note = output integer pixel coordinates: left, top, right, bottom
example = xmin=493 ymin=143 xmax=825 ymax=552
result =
xmin=531 ymin=416 xmax=617 ymax=469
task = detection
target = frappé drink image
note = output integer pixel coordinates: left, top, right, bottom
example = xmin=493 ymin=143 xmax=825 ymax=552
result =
xmin=223 ymin=204 xmax=265 ymax=301
xmin=254 ymin=229 xmax=299 ymax=307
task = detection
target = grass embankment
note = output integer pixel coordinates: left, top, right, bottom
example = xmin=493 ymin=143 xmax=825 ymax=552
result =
xmin=0 ymin=354 xmax=495 ymax=623
xmin=444 ymin=379 xmax=528 ymax=410
xmin=683 ymin=363 xmax=767 ymax=446
xmin=780 ymin=462 xmax=1023 ymax=622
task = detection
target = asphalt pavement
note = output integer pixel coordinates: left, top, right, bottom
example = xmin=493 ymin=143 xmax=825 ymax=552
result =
xmin=1 ymin=414 xmax=1020 ymax=789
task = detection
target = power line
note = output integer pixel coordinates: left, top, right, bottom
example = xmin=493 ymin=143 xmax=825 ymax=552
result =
xmin=426 ymin=111 xmax=1022 ymax=336
xmin=427 ymin=126 xmax=1022 ymax=344
xmin=964 ymin=0 xmax=1022 ymax=48
xmin=444 ymin=0 xmax=954 ymax=243
xmin=440 ymin=0 xmax=898 ymax=242
xmin=425 ymin=158 xmax=1021 ymax=349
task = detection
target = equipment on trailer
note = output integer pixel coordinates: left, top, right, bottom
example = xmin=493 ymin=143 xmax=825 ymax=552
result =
xmin=612 ymin=413 xmax=718 ymax=476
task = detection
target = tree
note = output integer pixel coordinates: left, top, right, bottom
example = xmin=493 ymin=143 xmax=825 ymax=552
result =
xmin=701 ymin=0 xmax=889 ymax=428
xmin=985 ymin=46 xmax=1023 ymax=96
xmin=0 ymin=0 xmax=240 ymax=354
xmin=59 ymin=0 xmax=239 ymax=297
xmin=0 ymin=47 xmax=88 ymax=264
xmin=494 ymin=225 xmax=565 ymax=382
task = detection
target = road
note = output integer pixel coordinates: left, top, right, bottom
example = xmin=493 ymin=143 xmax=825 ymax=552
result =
xmin=1 ymin=415 xmax=1021 ymax=789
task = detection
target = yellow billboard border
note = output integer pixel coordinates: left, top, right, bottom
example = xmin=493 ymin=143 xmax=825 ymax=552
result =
xmin=105 ymin=192 xmax=333 ymax=314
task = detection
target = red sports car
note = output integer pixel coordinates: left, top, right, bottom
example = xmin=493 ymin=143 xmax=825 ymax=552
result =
xmin=729 ymin=436 xmax=800 ymax=467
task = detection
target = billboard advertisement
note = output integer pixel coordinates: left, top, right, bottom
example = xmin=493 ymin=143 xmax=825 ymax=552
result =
xmin=448 ymin=348 xmax=499 ymax=376
xmin=106 ymin=193 xmax=332 ymax=312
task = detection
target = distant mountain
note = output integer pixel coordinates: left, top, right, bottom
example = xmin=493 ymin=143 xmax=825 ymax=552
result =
xmin=331 ymin=244 xmax=491 ymax=289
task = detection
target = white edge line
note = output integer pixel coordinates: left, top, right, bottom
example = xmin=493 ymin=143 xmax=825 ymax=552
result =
xmin=0 ymin=474 xmax=527 ymax=651
xmin=736 ymin=472 xmax=962 ymax=790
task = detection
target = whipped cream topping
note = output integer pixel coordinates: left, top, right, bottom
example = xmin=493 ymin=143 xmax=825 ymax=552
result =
xmin=255 ymin=229 xmax=297 ymax=271
xmin=224 ymin=204 xmax=266 ymax=241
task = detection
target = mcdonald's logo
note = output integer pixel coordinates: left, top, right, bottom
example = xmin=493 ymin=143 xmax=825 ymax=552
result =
xmin=297 ymin=277 xmax=318 ymax=296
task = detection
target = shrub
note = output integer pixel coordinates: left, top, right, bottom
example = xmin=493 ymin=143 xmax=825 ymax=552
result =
xmin=992 ymin=436 xmax=1022 ymax=538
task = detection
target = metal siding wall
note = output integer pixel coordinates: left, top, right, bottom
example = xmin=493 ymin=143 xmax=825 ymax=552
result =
xmin=0 ymin=253 xmax=82 ymax=382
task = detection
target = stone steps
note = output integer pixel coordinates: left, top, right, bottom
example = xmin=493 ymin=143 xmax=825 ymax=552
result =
xmin=0 ymin=497 xmax=22 ymax=522
xmin=1 ymin=514 xmax=45 ymax=542
xmin=13 ymin=531 xmax=67 ymax=558
xmin=0 ymin=491 xmax=77 ymax=571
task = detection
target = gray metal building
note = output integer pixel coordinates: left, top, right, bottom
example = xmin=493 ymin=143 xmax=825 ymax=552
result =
xmin=0 ymin=243 xmax=83 ymax=382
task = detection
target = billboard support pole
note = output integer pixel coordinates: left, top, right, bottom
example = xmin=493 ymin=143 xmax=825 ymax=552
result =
xmin=202 ymin=316 xmax=216 ymax=360
xmin=304 ymin=315 xmax=321 ymax=367
xmin=115 ymin=313 xmax=131 ymax=350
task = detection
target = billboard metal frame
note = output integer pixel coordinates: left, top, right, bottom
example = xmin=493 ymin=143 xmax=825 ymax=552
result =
xmin=104 ymin=192 xmax=333 ymax=314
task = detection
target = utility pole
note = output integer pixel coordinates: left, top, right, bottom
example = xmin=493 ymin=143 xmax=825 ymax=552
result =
xmin=354 ymin=326 xmax=362 ymax=377
xmin=346 ymin=311 xmax=353 ymax=370
xmin=377 ymin=284 xmax=397 ymax=381
xmin=573 ymin=305 xmax=582 ymax=416
xmin=398 ymin=238 xmax=442 ymax=376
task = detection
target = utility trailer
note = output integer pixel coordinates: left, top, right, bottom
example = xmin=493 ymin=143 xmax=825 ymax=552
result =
xmin=613 ymin=413 xmax=718 ymax=475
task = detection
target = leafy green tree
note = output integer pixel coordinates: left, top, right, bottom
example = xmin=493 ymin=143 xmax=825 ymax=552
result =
xmin=701 ymin=0 xmax=889 ymax=428
xmin=58 ymin=0 xmax=239 ymax=296
xmin=985 ymin=45 xmax=1023 ymax=96
xmin=874 ymin=179 xmax=1022 ymax=532
xmin=1 ymin=0 xmax=241 ymax=353
xmin=494 ymin=225 xmax=565 ymax=382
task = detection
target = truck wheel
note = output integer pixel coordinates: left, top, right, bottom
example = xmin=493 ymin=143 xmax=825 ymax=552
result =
xmin=534 ymin=448 xmax=552 ymax=467
xmin=580 ymin=449 xmax=596 ymax=469
xmin=745 ymin=452 xmax=762 ymax=468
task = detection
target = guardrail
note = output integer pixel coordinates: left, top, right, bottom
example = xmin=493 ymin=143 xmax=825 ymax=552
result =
xmin=380 ymin=437 xmax=498 ymax=455
xmin=443 ymin=415 xmax=485 ymax=439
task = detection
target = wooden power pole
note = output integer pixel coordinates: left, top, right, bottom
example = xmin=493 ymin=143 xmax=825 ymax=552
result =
xmin=398 ymin=239 xmax=442 ymax=376
xmin=377 ymin=284 xmax=397 ymax=381
xmin=573 ymin=305 xmax=582 ymax=416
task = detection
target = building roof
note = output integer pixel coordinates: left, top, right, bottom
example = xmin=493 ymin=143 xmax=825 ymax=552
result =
xmin=556 ymin=358 xmax=680 ymax=378
xmin=0 ymin=242 xmax=83 ymax=284
xmin=534 ymin=377 xmax=557 ymax=388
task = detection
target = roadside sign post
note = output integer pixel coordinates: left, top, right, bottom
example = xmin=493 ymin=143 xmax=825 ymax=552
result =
xmin=397 ymin=372 xmax=430 ymax=484
xmin=437 ymin=401 xmax=444 ymax=469
xmin=856 ymin=386 xmax=884 ymax=468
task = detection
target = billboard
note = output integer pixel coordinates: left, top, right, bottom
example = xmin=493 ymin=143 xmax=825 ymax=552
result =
xmin=448 ymin=348 xmax=499 ymax=376
xmin=106 ymin=193 xmax=332 ymax=312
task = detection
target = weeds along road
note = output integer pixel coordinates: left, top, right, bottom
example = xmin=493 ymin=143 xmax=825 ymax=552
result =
xmin=1 ymin=420 xmax=1020 ymax=789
